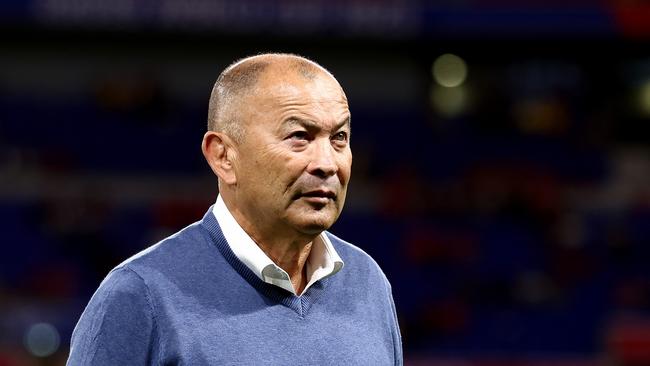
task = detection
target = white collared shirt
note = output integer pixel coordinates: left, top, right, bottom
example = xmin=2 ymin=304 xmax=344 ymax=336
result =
xmin=212 ymin=195 xmax=344 ymax=296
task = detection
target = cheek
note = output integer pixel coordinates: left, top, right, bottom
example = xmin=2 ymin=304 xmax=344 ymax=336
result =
xmin=253 ymin=149 xmax=302 ymax=191
xmin=338 ymin=153 xmax=353 ymax=184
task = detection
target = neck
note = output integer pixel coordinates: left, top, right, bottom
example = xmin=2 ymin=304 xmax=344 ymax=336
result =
xmin=245 ymin=222 xmax=316 ymax=295
xmin=222 ymin=194 xmax=317 ymax=295
xmin=258 ymin=238 xmax=313 ymax=295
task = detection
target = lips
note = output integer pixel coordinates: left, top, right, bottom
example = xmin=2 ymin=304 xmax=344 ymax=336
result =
xmin=299 ymin=189 xmax=337 ymax=200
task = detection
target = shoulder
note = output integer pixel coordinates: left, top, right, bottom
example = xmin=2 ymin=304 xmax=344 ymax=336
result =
xmin=97 ymin=215 xmax=239 ymax=309
xmin=79 ymin=263 xmax=156 ymax=326
xmin=69 ymin=220 xmax=216 ymax=363
xmin=80 ymin=218 xmax=221 ymax=312
xmin=115 ymin=219 xmax=212 ymax=276
xmin=97 ymin=265 xmax=150 ymax=298
xmin=80 ymin=266 xmax=154 ymax=327
xmin=69 ymin=266 xmax=156 ymax=364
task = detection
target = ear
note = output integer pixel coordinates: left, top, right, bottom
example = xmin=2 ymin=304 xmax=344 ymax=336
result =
xmin=202 ymin=131 xmax=237 ymax=185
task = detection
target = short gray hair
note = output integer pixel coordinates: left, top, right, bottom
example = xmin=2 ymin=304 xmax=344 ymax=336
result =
xmin=206 ymin=53 xmax=333 ymax=143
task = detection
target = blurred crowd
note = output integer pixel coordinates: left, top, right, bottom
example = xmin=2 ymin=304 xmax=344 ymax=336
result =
xmin=1 ymin=2 xmax=650 ymax=365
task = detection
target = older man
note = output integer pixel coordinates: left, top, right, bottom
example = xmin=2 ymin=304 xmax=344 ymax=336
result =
xmin=68 ymin=53 xmax=402 ymax=365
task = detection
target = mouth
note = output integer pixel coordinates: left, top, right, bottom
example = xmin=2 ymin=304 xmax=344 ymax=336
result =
xmin=298 ymin=189 xmax=337 ymax=204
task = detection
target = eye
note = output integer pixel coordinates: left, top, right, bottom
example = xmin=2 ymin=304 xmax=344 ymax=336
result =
xmin=332 ymin=131 xmax=348 ymax=142
xmin=288 ymin=131 xmax=309 ymax=141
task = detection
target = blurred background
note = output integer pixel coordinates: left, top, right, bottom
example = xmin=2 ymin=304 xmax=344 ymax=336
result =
xmin=1 ymin=0 xmax=649 ymax=365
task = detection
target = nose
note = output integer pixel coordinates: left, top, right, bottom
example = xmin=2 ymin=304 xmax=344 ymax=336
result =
xmin=307 ymin=138 xmax=338 ymax=178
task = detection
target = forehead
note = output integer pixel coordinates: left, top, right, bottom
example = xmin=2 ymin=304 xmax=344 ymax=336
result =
xmin=253 ymin=71 xmax=349 ymax=117
xmin=260 ymin=67 xmax=345 ymax=98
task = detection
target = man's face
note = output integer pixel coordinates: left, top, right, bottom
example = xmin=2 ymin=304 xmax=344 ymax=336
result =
xmin=233 ymin=71 xmax=352 ymax=237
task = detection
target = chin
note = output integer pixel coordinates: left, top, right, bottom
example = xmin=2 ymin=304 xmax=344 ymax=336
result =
xmin=285 ymin=200 xmax=341 ymax=235
xmin=292 ymin=214 xmax=337 ymax=235
xmin=296 ymin=219 xmax=333 ymax=235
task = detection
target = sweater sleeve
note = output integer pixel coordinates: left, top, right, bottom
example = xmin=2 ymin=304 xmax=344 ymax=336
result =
xmin=388 ymin=286 xmax=403 ymax=366
xmin=67 ymin=266 xmax=156 ymax=366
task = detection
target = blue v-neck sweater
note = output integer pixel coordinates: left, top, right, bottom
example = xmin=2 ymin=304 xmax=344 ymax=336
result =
xmin=67 ymin=208 xmax=403 ymax=365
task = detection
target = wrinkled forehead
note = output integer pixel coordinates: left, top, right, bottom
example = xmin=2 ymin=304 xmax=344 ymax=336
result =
xmin=255 ymin=69 xmax=348 ymax=106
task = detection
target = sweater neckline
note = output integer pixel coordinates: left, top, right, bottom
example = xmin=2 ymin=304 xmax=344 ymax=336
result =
xmin=199 ymin=206 xmax=331 ymax=317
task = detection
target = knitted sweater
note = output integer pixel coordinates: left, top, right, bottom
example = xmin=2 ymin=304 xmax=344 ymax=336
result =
xmin=67 ymin=208 xmax=403 ymax=365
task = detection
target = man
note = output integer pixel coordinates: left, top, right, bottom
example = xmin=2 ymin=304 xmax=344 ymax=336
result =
xmin=67 ymin=53 xmax=402 ymax=365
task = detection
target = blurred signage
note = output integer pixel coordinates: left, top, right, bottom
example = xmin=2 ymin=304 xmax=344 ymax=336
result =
xmin=1 ymin=0 xmax=648 ymax=38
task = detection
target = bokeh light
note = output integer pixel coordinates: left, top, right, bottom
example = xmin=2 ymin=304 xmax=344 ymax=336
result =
xmin=639 ymin=79 xmax=650 ymax=116
xmin=3 ymin=2 xmax=650 ymax=364
xmin=24 ymin=323 xmax=61 ymax=358
xmin=432 ymin=53 xmax=468 ymax=88
xmin=430 ymin=84 xmax=468 ymax=117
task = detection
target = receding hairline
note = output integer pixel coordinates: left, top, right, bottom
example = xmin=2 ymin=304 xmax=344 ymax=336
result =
xmin=226 ymin=53 xmax=336 ymax=83
xmin=207 ymin=53 xmax=342 ymax=135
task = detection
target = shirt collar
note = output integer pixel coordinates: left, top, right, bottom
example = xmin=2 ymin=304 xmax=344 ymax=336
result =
xmin=212 ymin=195 xmax=344 ymax=296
